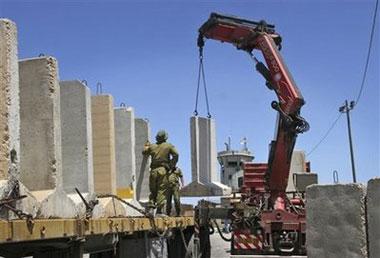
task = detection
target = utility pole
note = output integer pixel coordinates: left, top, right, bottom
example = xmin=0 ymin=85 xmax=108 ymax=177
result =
xmin=339 ymin=100 xmax=357 ymax=183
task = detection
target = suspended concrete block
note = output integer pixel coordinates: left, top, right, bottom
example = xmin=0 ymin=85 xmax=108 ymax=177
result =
xmin=367 ymin=178 xmax=380 ymax=258
xmin=91 ymin=95 xmax=117 ymax=195
xmin=60 ymin=80 xmax=94 ymax=194
xmin=181 ymin=116 xmax=231 ymax=196
xmin=0 ymin=19 xmax=20 ymax=181
xmin=134 ymin=118 xmax=151 ymax=202
xmin=306 ymin=184 xmax=367 ymax=258
xmin=19 ymin=56 xmax=77 ymax=218
xmin=114 ymin=107 xmax=136 ymax=199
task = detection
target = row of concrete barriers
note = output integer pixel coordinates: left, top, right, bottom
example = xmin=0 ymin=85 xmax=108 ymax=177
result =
xmin=306 ymin=178 xmax=379 ymax=258
xmin=0 ymin=19 xmax=153 ymax=219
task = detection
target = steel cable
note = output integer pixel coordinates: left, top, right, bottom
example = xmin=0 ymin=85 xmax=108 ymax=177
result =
xmin=193 ymin=48 xmax=212 ymax=118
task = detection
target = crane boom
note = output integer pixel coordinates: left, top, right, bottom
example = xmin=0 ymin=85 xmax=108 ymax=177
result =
xmin=195 ymin=13 xmax=311 ymax=256
xmin=198 ymin=13 xmax=309 ymax=197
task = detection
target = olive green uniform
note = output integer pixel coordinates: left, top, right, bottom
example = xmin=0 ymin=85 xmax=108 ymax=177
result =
xmin=166 ymin=168 xmax=183 ymax=216
xmin=143 ymin=142 xmax=178 ymax=213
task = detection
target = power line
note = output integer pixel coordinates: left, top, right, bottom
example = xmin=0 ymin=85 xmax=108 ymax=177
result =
xmin=355 ymin=0 xmax=379 ymax=105
xmin=306 ymin=0 xmax=378 ymax=156
xmin=306 ymin=113 xmax=343 ymax=156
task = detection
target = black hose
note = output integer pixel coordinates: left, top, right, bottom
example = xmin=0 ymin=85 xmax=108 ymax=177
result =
xmin=212 ymin=220 xmax=232 ymax=242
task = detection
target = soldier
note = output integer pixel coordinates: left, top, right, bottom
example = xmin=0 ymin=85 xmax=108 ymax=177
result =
xmin=166 ymin=167 xmax=184 ymax=216
xmin=142 ymin=130 xmax=178 ymax=215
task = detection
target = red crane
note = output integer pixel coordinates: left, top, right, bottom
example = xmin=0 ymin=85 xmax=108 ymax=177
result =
xmin=198 ymin=12 xmax=309 ymax=202
xmin=197 ymin=13 xmax=310 ymax=255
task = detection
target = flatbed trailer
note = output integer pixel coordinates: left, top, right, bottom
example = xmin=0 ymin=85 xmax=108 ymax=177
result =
xmin=0 ymin=217 xmax=195 ymax=258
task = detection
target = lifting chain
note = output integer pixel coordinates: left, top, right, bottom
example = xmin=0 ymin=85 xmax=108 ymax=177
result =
xmin=96 ymin=194 xmax=170 ymax=238
xmin=0 ymin=184 xmax=34 ymax=234
xmin=193 ymin=35 xmax=212 ymax=118
xmin=75 ymin=187 xmax=99 ymax=219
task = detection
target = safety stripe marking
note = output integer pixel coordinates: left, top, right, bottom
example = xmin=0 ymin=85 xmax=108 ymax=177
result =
xmin=233 ymin=232 xmax=263 ymax=250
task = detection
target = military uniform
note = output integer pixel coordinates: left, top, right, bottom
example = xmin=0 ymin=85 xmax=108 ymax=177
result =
xmin=166 ymin=167 xmax=183 ymax=216
xmin=142 ymin=131 xmax=178 ymax=214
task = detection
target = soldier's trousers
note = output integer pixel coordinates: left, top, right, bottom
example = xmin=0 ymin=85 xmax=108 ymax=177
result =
xmin=148 ymin=167 xmax=167 ymax=212
xmin=166 ymin=186 xmax=180 ymax=216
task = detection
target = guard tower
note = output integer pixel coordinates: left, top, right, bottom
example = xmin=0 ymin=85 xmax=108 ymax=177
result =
xmin=217 ymin=137 xmax=254 ymax=192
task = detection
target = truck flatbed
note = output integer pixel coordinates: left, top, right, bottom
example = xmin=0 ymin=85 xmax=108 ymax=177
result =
xmin=0 ymin=216 xmax=194 ymax=243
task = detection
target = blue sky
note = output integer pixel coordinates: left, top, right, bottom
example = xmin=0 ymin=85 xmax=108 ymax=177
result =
xmin=1 ymin=0 xmax=379 ymax=187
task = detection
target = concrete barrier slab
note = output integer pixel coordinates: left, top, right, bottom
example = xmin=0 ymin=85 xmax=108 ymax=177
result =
xmin=0 ymin=179 xmax=39 ymax=219
xmin=367 ymin=178 xmax=380 ymax=258
xmin=19 ymin=57 xmax=62 ymax=191
xmin=182 ymin=117 xmax=231 ymax=196
xmin=92 ymin=197 xmax=126 ymax=218
xmin=114 ymin=107 xmax=136 ymax=199
xmin=191 ymin=116 xmax=217 ymax=183
xmin=60 ymin=80 xmax=93 ymax=194
xmin=67 ymin=192 xmax=96 ymax=218
xmin=122 ymin=199 xmax=144 ymax=216
xmin=293 ymin=172 xmax=318 ymax=192
xmin=33 ymin=189 xmax=78 ymax=218
xmin=134 ymin=118 xmax=150 ymax=202
xmin=181 ymin=181 xmax=231 ymax=197
xmin=181 ymin=181 xmax=213 ymax=196
xmin=306 ymin=184 xmax=367 ymax=258
xmin=0 ymin=19 xmax=19 ymax=180
xmin=91 ymin=95 xmax=116 ymax=195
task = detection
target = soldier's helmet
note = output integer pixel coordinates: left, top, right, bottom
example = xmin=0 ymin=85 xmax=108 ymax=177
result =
xmin=156 ymin=130 xmax=168 ymax=143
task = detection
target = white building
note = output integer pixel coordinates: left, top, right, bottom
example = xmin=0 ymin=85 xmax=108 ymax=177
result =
xmin=217 ymin=138 xmax=254 ymax=192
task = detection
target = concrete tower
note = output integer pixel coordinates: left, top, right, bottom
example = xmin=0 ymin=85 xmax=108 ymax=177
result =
xmin=217 ymin=137 xmax=254 ymax=192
